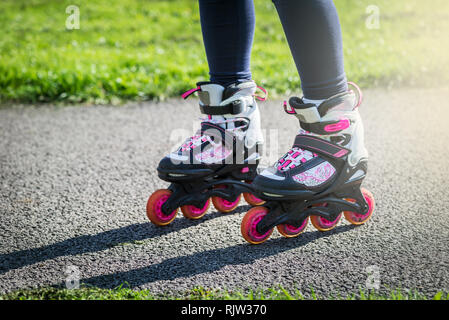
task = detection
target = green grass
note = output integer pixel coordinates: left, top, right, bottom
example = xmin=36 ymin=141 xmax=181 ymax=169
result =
xmin=2 ymin=285 xmax=448 ymax=300
xmin=1 ymin=0 xmax=449 ymax=104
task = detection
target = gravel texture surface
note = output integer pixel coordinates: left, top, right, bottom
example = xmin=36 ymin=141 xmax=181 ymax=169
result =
xmin=1 ymin=87 xmax=448 ymax=297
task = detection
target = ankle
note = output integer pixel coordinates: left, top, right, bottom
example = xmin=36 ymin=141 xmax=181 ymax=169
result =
xmin=302 ymin=97 xmax=326 ymax=106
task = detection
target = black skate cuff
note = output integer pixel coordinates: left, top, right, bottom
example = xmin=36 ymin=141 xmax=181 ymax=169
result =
xmin=200 ymin=100 xmax=245 ymax=115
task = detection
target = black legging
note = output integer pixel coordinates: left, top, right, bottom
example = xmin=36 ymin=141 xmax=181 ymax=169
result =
xmin=199 ymin=0 xmax=348 ymax=100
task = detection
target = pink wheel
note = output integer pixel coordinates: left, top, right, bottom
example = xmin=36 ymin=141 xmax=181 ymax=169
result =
xmin=181 ymin=199 xmax=211 ymax=220
xmin=243 ymin=180 xmax=265 ymax=206
xmin=310 ymin=203 xmax=342 ymax=232
xmin=212 ymin=185 xmax=241 ymax=213
xmin=146 ymin=189 xmax=178 ymax=226
xmin=344 ymin=188 xmax=375 ymax=225
xmin=243 ymin=192 xmax=265 ymax=206
xmin=277 ymin=217 xmax=309 ymax=238
xmin=241 ymin=207 xmax=273 ymax=244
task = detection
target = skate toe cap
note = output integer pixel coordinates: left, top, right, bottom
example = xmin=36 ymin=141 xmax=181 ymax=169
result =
xmin=157 ymin=155 xmax=177 ymax=171
xmin=253 ymin=167 xmax=286 ymax=190
xmin=253 ymin=167 xmax=311 ymax=195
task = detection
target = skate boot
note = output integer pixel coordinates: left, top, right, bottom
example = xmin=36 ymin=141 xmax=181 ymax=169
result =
xmin=241 ymin=83 xmax=375 ymax=244
xmin=147 ymin=80 xmax=267 ymax=226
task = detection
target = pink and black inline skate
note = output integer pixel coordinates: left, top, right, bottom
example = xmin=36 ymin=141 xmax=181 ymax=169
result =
xmin=241 ymin=83 xmax=375 ymax=244
xmin=147 ymin=80 xmax=267 ymax=226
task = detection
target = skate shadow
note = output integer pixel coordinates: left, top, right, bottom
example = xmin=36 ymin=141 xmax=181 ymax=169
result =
xmin=76 ymin=224 xmax=356 ymax=289
xmin=0 ymin=206 xmax=249 ymax=275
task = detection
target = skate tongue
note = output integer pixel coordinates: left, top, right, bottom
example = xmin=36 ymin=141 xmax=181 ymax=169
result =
xmin=288 ymin=97 xmax=322 ymax=123
xmin=197 ymin=83 xmax=225 ymax=106
xmin=196 ymin=82 xmax=226 ymax=126
xmin=221 ymin=80 xmax=257 ymax=105
xmin=317 ymin=91 xmax=357 ymax=116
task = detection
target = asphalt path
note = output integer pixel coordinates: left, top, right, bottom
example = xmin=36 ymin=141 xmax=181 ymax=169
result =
xmin=1 ymin=87 xmax=448 ymax=297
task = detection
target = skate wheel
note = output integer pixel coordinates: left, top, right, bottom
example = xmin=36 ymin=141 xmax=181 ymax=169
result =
xmin=181 ymin=199 xmax=211 ymax=220
xmin=212 ymin=185 xmax=241 ymax=213
xmin=241 ymin=207 xmax=273 ymax=244
xmin=310 ymin=212 xmax=342 ymax=232
xmin=243 ymin=192 xmax=265 ymax=206
xmin=243 ymin=180 xmax=265 ymax=206
xmin=212 ymin=194 xmax=241 ymax=213
xmin=277 ymin=217 xmax=309 ymax=238
xmin=344 ymin=188 xmax=375 ymax=225
xmin=146 ymin=189 xmax=178 ymax=226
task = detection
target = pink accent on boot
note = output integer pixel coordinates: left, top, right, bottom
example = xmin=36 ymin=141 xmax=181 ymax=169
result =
xmin=181 ymin=86 xmax=201 ymax=99
xmin=283 ymin=101 xmax=297 ymax=114
xmin=324 ymin=118 xmax=350 ymax=133
xmin=293 ymin=162 xmax=336 ymax=187
xmin=254 ymin=86 xmax=268 ymax=101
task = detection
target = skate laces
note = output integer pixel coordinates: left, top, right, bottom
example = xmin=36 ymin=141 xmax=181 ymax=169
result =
xmin=180 ymin=117 xmax=249 ymax=152
xmin=180 ymin=134 xmax=210 ymax=152
xmin=276 ymin=108 xmax=318 ymax=172
xmin=277 ymin=144 xmax=316 ymax=172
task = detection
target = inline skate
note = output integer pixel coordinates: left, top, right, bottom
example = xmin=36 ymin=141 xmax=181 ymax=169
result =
xmin=241 ymin=83 xmax=375 ymax=244
xmin=147 ymin=80 xmax=267 ymax=226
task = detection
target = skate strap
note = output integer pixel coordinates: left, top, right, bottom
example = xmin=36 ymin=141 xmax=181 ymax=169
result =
xmin=293 ymin=135 xmax=350 ymax=160
xmin=299 ymin=118 xmax=351 ymax=135
xmin=181 ymin=86 xmax=201 ymax=99
xmin=200 ymin=122 xmax=235 ymax=147
xmin=254 ymin=86 xmax=268 ymax=101
xmin=199 ymin=101 xmax=245 ymax=115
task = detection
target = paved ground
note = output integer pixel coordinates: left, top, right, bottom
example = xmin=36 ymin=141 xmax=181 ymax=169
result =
xmin=1 ymin=87 xmax=448 ymax=297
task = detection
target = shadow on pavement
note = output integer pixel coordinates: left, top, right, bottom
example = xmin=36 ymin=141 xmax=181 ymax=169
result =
xmin=0 ymin=207 xmax=249 ymax=275
xmin=77 ymin=224 xmax=356 ymax=289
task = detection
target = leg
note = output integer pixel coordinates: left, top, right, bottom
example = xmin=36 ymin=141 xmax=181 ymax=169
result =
xmin=199 ymin=0 xmax=255 ymax=85
xmin=148 ymin=1 xmax=264 ymax=226
xmin=240 ymin=1 xmax=373 ymax=245
xmin=272 ymin=0 xmax=347 ymax=100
